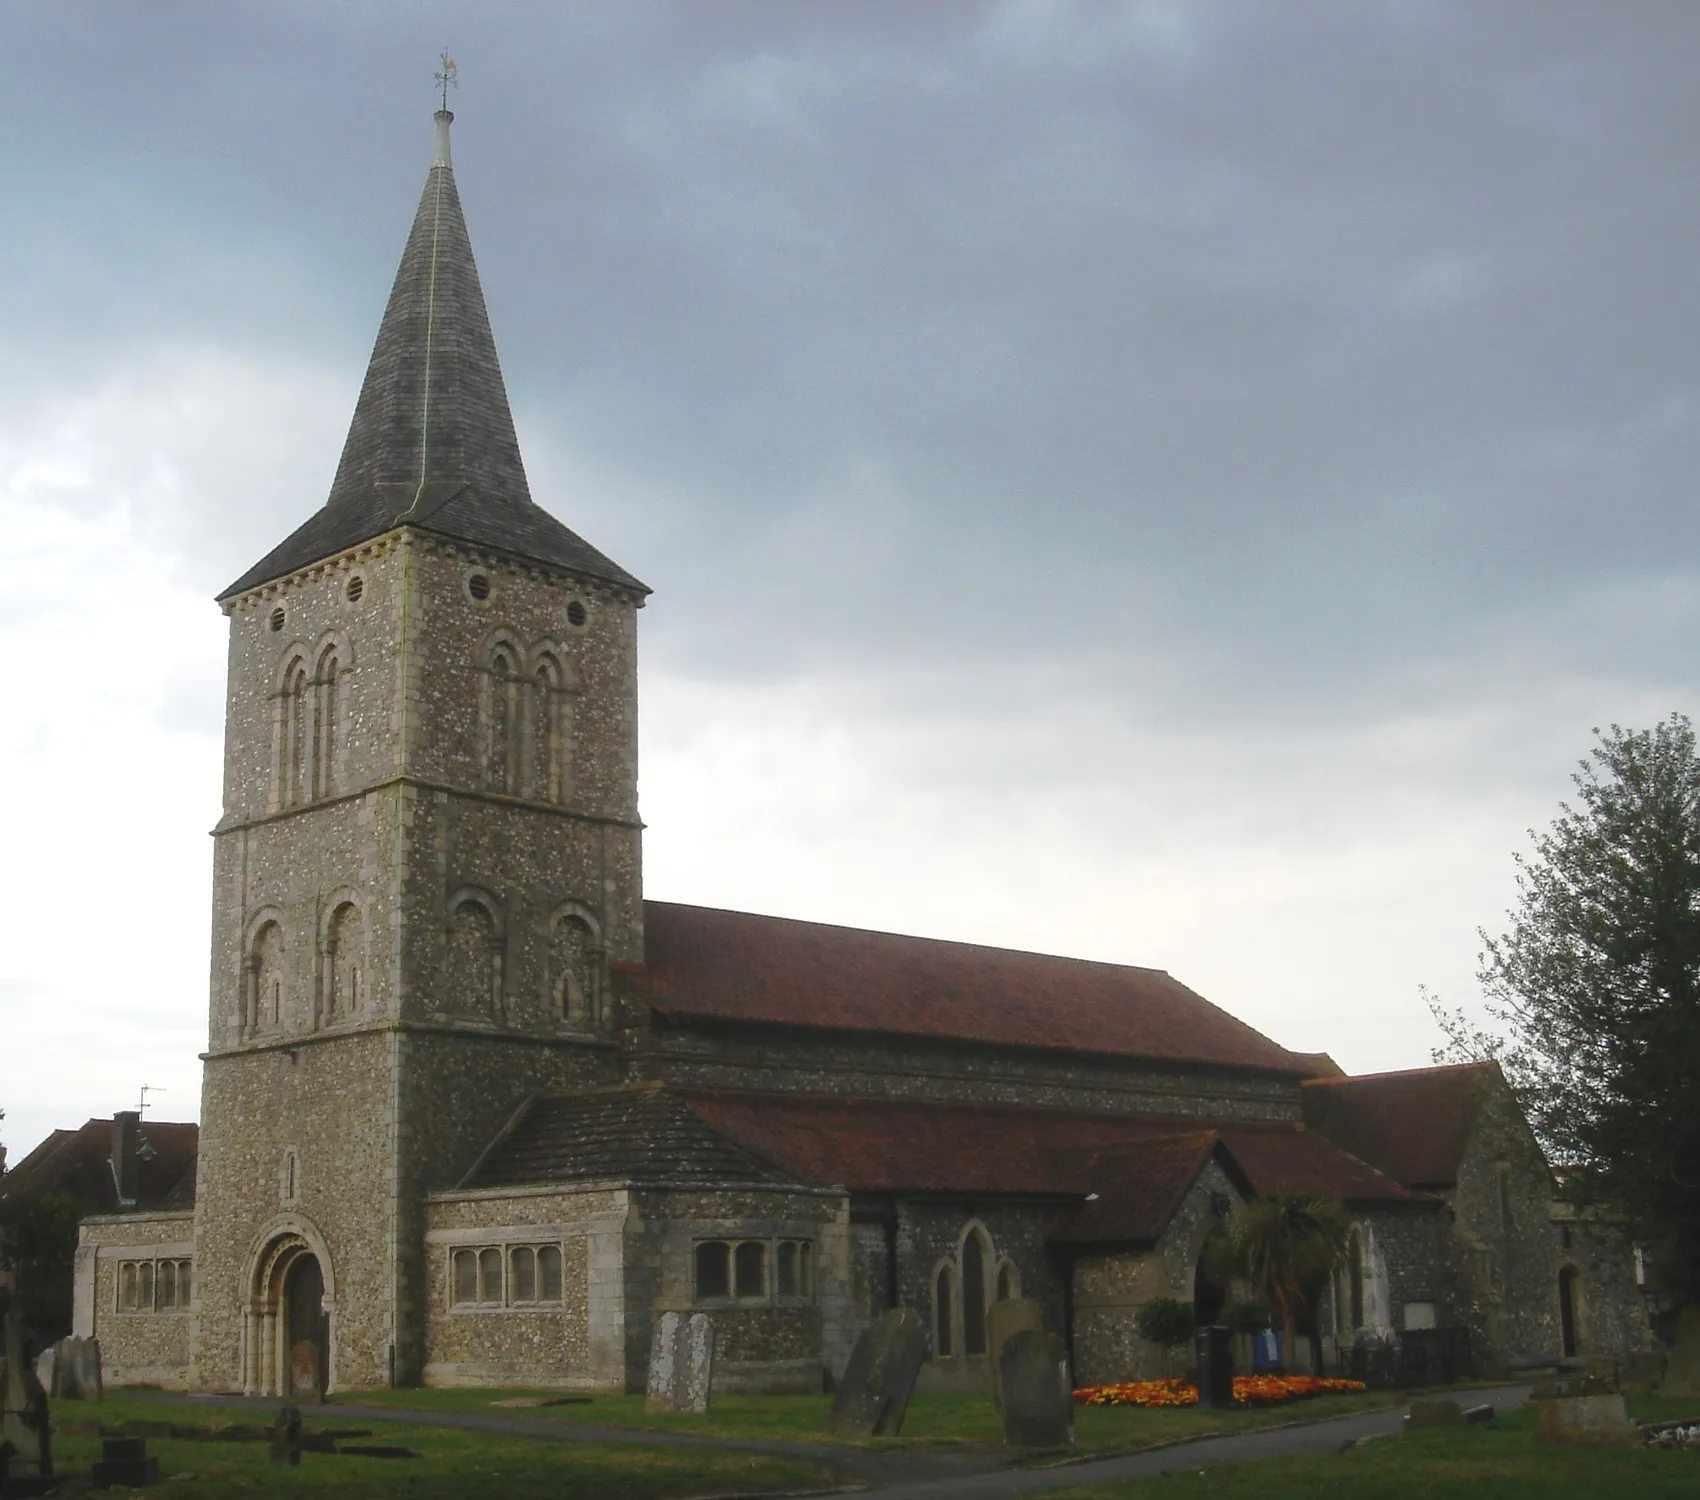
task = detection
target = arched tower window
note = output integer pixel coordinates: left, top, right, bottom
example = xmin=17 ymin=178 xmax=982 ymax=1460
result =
xmin=444 ymin=895 xmax=501 ymax=1019
xmin=312 ymin=647 xmax=340 ymax=799
xmin=249 ymin=921 xmax=285 ymax=1031
xmin=529 ymin=654 xmax=563 ymax=803
xmin=325 ymin=901 xmax=364 ymax=1020
xmin=486 ymin=647 xmax=519 ymax=793
xmin=551 ymin=913 xmax=598 ymax=1027
xmin=278 ymin=658 xmax=311 ymax=807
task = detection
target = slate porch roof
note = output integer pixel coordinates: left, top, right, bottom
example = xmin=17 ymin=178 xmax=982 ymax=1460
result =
xmin=222 ymin=111 xmax=644 ymax=600
xmin=457 ymin=1086 xmax=811 ymax=1192
xmin=639 ymin=900 xmax=1308 ymax=1075
xmin=1 ymin=1120 xmax=199 ymax=1214
xmin=1301 ymin=1060 xmax=1502 ymax=1190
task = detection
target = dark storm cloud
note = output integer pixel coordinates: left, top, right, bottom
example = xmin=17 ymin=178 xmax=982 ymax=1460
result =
xmin=9 ymin=2 xmax=1700 ymax=727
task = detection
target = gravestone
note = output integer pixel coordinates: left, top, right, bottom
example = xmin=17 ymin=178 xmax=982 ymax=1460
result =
xmin=91 ymin=1435 xmax=158 ymax=1488
xmin=987 ymin=1299 xmax=1044 ymax=1413
xmin=1662 ymin=1304 xmax=1700 ymax=1393
xmin=645 ymin=1312 xmax=715 ymax=1415
xmin=826 ymin=1308 xmax=927 ymax=1437
xmin=268 ymin=1404 xmax=303 ymax=1466
xmin=999 ymin=1329 xmax=1074 ymax=1450
xmin=1406 ymin=1399 xmax=1463 ymax=1429
xmin=1535 ymin=1392 xmax=1639 ymax=1446
xmin=36 ymin=1337 xmax=101 ymax=1401
xmin=0 ymin=1273 xmax=52 ymax=1486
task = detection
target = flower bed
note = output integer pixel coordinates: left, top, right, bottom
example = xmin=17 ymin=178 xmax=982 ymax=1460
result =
xmin=1074 ymin=1375 xmax=1368 ymax=1408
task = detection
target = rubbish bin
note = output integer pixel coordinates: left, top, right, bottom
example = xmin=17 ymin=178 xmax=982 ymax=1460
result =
xmin=1252 ymin=1329 xmax=1282 ymax=1373
xmin=1196 ymin=1324 xmax=1235 ymax=1409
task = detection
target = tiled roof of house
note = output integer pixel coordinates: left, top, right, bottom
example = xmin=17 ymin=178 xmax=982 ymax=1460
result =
xmin=222 ymin=112 xmax=644 ymax=600
xmin=1 ymin=1120 xmax=199 ymax=1214
xmin=1301 ymin=1061 xmax=1501 ymax=1189
xmin=458 ymin=1086 xmax=808 ymax=1191
xmin=640 ymin=901 xmax=1306 ymax=1075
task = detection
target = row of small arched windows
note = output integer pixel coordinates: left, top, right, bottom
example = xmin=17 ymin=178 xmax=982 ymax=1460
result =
xmin=269 ymin=634 xmax=579 ymax=810
xmin=481 ymin=637 xmax=577 ymax=804
xmin=244 ymin=897 xmax=601 ymax=1034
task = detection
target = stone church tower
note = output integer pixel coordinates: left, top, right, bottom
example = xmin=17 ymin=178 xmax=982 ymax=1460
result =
xmin=191 ymin=108 xmax=647 ymax=1393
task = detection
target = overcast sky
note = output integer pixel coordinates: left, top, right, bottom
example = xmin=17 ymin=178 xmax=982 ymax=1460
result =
xmin=5 ymin=1 xmax=1699 ymax=1161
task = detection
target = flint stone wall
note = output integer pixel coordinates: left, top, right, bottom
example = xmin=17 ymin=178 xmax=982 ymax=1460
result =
xmin=643 ymin=1021 xmax=1301 ymax=1122
xmin=625 ymin=1186 xmax=850 ymax=1395
xmin=1072 ymin=1156 xmax=1243 ymax=1386
xmin=77 ymin=1211 xmax=195 ymax=1389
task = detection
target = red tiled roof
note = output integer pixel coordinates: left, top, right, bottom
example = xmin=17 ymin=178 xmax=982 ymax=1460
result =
xmin=642 ymin=901 xmax=1304 ymax=1074
xmin=1301 ymin=1062 xmax=1501 ymax=1189
xmin=1218 ymin=1128 xmax=1419 ymax=1205
xmin=1052 ymin=1133 xmax=1231 ymax=1246
xmin=676 ymin=1091 xmax=1155 ymax=1196
xmin=1 ymin=1120 xmax=198 ymax=1213
xmin=674 ymin=1091 xmax=1419 ymax=1216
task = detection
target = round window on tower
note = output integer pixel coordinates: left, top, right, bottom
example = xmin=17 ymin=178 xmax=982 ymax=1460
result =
xmin=269 ymin=606 xmax=286 ymax=633
xmin=346 ymin=574 xmax=365 ymax=604
xmin=565 ymin=598 xmax=588 ymax=630
xmin=466 ymin=572 xmax=492 ymax=603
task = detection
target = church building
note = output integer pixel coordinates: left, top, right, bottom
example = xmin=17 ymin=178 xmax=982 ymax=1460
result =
xmin=66 ymin=107 xmax=1649 ymax=1396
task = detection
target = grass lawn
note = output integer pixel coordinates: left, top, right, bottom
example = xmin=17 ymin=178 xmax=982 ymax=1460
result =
xmin=50 ymin=1395 xmax=829 ymax=1499
xmin=1048 ymin=1394 xmax=1700 ymax=1499
xmin=317 ymin=1381 xmax=1411 ymax=1454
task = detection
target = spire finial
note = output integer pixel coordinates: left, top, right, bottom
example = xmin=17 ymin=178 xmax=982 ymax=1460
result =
xmin=435 ymin=49 xmax=458 ymax=112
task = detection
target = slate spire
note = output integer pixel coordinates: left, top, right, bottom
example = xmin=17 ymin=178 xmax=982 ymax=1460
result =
xmin=223 ymin=109 xmax=645 ymax=599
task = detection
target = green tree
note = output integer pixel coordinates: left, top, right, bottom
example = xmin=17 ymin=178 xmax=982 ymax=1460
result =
xmin=1431 ymin=715 xmax=1700 ymax=1298
xmin=1227 ymin=1193 xmax=1350 ymax=1367
xmin=0 ymin=1188 xmax=84 ymax=1344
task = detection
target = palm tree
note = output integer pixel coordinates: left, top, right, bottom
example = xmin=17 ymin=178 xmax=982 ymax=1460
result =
xmin=1227 ymin=1193 xmax=1351 ymax=1369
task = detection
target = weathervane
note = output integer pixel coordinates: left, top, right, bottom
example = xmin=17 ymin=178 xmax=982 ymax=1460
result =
xmin=435 ymin=49 xmax=458 ymax=111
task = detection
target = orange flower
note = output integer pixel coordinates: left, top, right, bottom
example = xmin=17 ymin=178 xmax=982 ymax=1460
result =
xmin=1073 ymin=1374 xmax=1367 ymax=1408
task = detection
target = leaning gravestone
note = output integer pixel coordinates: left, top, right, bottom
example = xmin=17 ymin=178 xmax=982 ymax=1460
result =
xmin=37 ymin=1336 xmax=102 ymax=1401
xmin=1535 ymin=1392 xmax=1639 ymax=1447
xmin=987 ymin=1299 xmax=1044 ymax=1413
xmin=826 ymin=1308 xmax=927 ymax=1437
xmin=269 ymin=1404 xmax=303 ymax=1466
xmin=1662 ymin=1304 xmax=1700 ymax=1394
xmin=999 ymin=1329 xmax=1074 ymax=1450
xmin=645 ymin=1312 xmax=715 ymax=1415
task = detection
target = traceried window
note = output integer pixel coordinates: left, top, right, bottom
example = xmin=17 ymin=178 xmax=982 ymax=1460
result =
xmin=117 ymin=1258 xmax=191 ymax=1313
xmin=933 ymin=1221 xmax=999 ymax=1361
xmin=776 ymin=1240 xmax=812 ymax=1298
xmin=693 ymin=1238 xmax=813 ymax=1305
xmin=450 ymin=1243 xmax=567 ymax=1309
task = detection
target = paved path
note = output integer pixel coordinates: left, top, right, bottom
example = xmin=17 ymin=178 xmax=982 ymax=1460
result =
xmin=868 ymin=1384 xmax=1533 ymax=1497
xmin=133 ymin=1384 xmax=1532 ymax=1495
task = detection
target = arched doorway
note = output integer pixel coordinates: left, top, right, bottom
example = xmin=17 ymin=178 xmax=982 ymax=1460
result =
xmin=1194 ymin=1234 xmax=1229 ymax=1327
xmin=1558 ymin=1267 xmax=1581 ymax=1358
xmin=244 ymin=1228 xmax=335 ymax=1396
xmin=285 ymin=1255 xmax=328 ymax=1399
